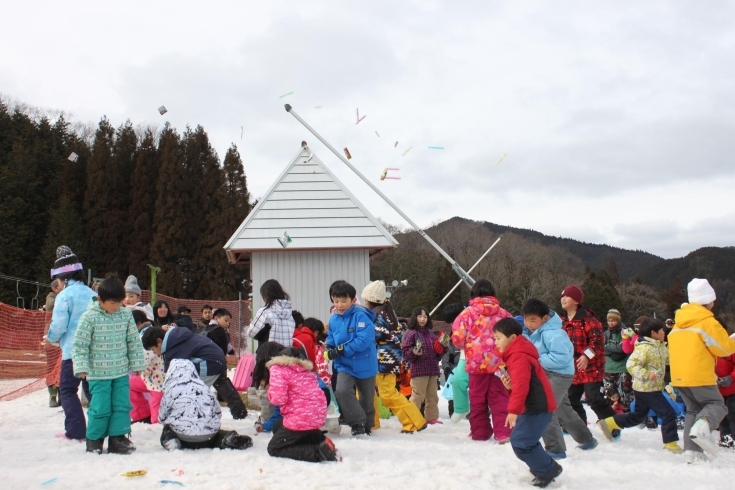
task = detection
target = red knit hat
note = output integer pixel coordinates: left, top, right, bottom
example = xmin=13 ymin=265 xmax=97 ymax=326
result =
xmin=561 ymin=285 xmax=584 ymax=305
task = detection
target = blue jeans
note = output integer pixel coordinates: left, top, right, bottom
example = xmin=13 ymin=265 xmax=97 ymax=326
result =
xmin=59 ymin=359 xmax=90 ymax=439
xmin=511 ymin=412 xmax=557 ymax=478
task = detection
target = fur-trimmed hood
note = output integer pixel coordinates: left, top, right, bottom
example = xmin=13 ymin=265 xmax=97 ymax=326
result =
xmin=267 ymin=355 xmax=313 ymax=372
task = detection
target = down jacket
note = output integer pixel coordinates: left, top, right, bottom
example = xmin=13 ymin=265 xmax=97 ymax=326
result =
xmin=158 ymin=359 xmax=221 ymax=437
xmin=161 ymin=326 xmax=226 ymax=377
xmin=669 ymin=303 xmax=735 ymax=387
xmin=716 ymin=354 xmax=735 ymax=398
xmin=451 ymin=296 xmax=512 ymax=374
xmin=523 ymin=310 xmax=574 ymax=376
xmin=560 ymin=307 xmax=605 ymax=385
xmin=502 ymin=335 xmax=557 ymax=415
xmin=266 ymin=355 xmax=327 ymax=431
xmin=46 ymin=279 xmax=96 ymax=360
xmin=626 ymin=336 xmax=668 ymax=392
xmin=326 ymin=305 xmax=378 ymax=379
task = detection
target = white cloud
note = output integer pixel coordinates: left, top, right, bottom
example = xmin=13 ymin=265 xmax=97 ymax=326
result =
xmin=2 ymin=0 xmax=734 ymax=259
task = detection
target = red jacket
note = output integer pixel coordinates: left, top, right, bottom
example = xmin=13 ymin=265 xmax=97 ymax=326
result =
xmin=561 ymin=307 xmax=605 ymax=385
xmin=716 ymin=354 xmax=735 ymax=397
xmin=292 ymin=326 xmax=317 ymax=370
xmin=502 ymin=335 xmax=557 ymax=415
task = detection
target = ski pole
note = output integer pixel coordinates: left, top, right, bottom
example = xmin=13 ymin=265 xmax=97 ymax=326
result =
xmin=284 ymin=104 xmax=475 ymax=287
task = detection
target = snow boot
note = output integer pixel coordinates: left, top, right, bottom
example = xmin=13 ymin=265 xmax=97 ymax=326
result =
xmin=213 ymin=376 xmax=248 ymax=419
xmin=48 ymin=386 xmax=60 ymax=408
xmin=577 ymin=438 xmax=598 ymax=450
xmin=219 ymin=431 xmax=253 ymax=450
xmin=351 ymin=424 xmax=366 ymax=436
xmin=597 ymin=417 xmax=621 ymax=441
xmin=160 ymin=425 xmax=182 ymax=451
xmin=132 ymin=416 xmax=151 ymax=424
xmin=316 ymin=436 xmax=341 ymax=462
xmin=451 ymin=411 xmax=469 ymax=423
xmin=86 ymin=438 xmax=103 ymax=454
xmin=719 ymin=434 xmax=734 ymax=448
xmin=108 ymin=435 xmax=136 ymax=455
xmin=531 ymin=463 xmax=563 ymax=488
xmin=645 ymin=416 xmax=658 ymax=430
xmin=690 ymin=417 xmax=718 ymax=458
xmin=663 ymin=441 xmax=683 ymax=454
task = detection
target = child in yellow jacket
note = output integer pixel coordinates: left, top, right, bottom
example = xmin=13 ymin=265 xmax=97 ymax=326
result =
xmin=668 ymin=278 xmax=735 ymax=462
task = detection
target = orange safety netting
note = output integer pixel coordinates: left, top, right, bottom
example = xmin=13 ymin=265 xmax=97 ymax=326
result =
xmin=0 ymin=291 xmax=251 ymax=402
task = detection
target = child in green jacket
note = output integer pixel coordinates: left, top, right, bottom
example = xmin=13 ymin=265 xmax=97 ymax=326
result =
xmin=72 ymin=275 xmax=145 ymax=455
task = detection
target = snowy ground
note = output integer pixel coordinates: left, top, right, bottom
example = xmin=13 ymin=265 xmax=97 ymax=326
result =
xmin=1 ymin=388 xmax=734 ymax=490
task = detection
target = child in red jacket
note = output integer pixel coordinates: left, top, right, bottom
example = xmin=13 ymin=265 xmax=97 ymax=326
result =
xmin=494 ymin=318 xmax=562 ymax=488
xmin=716 ymin=352 xmax=735 ymax=448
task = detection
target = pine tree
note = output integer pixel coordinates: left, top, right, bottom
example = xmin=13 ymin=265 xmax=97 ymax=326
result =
xmin=40 ymin=198 xmax=88 ymax=273
xmin=149 ymin=123 xmax=188 ymax=297
xmin=582 ymin=269 xmax=623 ymax=322
xmin=127 ymin=129 xmax=160 ymax=288
xmin=111 ymin=121 xmax=138 ymax=275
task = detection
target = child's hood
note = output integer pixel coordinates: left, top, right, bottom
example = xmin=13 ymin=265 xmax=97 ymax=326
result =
xmin=534 ymin=310 xmax=562 ymax=336
xmin=468 ymin=296 xmax=503 ymax=317
xmin=342 ymin=304 xmax=377 ymax=323
xmin=634 ymin=336 xmax=662 ymax=348
xmin=271 ymin=299 xmax=294 ymax=319
xmin=86 ymin=297 xmax=125 ymax=317
xmin=267 ymin=354 xmax=314 ymax=372
xmin=502 ymin=335 xmax=540 ymax=363
xmin=164 ymin=358 xmax=200 ymax=387
xmin=674 ymin=303 xmax=714 ymax=329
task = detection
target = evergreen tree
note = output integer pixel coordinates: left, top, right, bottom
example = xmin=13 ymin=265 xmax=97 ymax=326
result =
xmin=582 ymin=269 xmax=623 ymax=323
xmin=39 ymin=198 xmax=88 ymax=273
xmin=660 ymin=277 xmax=687 ymax=318
xmin=127 ymin=129 xmax=160 ymax=288
xmin=149 ymin=123 xmax=188 ymax=297
xmin=111 ymin=120 xmax=138 ymax=274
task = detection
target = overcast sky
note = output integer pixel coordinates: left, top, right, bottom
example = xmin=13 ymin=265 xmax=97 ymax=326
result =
xmin=2 ymin=1 xmax=734 ymax=259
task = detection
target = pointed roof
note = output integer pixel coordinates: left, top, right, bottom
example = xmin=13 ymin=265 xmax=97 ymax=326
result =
xmin=224 ymin=145 xmax=398 ymax=263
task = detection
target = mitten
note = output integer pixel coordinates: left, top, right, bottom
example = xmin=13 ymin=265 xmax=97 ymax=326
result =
xmin=433 ymin=339 xmax=444 ymax=355
xmin=718 ymin=376 xmax=733 ymax=388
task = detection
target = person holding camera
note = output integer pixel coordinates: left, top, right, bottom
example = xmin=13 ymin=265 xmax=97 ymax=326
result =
xmin=603 ymin=309 xmax=634 ymax=411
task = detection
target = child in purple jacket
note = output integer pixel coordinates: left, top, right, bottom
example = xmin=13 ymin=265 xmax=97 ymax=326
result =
xmin=402 ymin=307 xmax=447 ymax=424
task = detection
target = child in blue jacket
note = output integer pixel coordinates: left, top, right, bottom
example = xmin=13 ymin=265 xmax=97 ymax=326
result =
xmin=324 ymin=281 xmax=378 ymax=436
xmin=522 ymin=299 xmax=598 ymax=459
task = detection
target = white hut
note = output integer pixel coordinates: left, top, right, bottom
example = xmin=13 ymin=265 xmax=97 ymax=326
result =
xmin=224 ymin=143 xmax=398 ymax=323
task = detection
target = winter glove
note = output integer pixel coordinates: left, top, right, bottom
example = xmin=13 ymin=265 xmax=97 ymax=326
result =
xmin=433 ymin=339 xmax=444 ymax=355
xmin=324 ymin=344 xmax=344 ymax=361
xmin=718 ymin=376 xmax=733 ymax=388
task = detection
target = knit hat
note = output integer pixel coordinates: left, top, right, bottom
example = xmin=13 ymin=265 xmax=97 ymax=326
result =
xmin=607 ymin=309 xmax=621 ymax=322
xmin=125 ymin=275 xmax=142 ymax=295
xmin=361 ymin=281 xmax=387 ymax=304
xmin=687 ymin=278 xmax=716 ymax=305
xmin=561 ymin=285 xmax=584 ymax=305
xmin=51 ymin=245 xmax=83 ymax=279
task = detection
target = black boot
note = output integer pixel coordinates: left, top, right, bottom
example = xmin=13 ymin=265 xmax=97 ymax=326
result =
xmin=213 ymin=376 xmax=248 ymax=419
xmin=316 ymin=436 xmax=341 ymax=462
xmin=132 ymin=416 xmax=151 ymax=424
xmin=351 ymin=424 xmax=366 ymax=436
xmin=531 ymin=463 xmax=563 ymax=488
xmin=48 ymin=386 xmax=60 ymax=408
xmin=108 ymin=435 xmax=136 ymax=455
xmin=217 ymin=430 xmax=253 ymax=450
xmin=160 ymin=425 xmax=181 ymax=451
xmin=86 ymin=438 xmax=104 ymax=454
xmin=448 ymin=400 xmax=454 ymax=417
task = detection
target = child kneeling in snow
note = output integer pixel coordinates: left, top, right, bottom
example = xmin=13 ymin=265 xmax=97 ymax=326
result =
xmin=267 ymin=347 xmax=340 ymax=462
xmin=159 ymin=359 xmax=253 ymax=451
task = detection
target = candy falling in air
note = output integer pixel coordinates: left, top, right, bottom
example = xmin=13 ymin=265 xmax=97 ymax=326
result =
xmin=279 ymin=92 xmax=294 ymax=99
xmin=494 ymin=153 xmax=508 ymax=166
xmin=67 ymin=152 xmax=79 ymax=162
xmin=157 ymin=106 xmax=167 ymax=115
xmin=343 ymin=147 xmax=352 ymax=160
xmin=402 ymin=146 xmax=413 ymax=156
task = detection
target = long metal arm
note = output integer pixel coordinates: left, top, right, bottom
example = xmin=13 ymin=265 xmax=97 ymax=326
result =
xmin=429 ymin=237 xmax=501 ymax=316
xmin=285 ymin=104 xmax=475 ymax=287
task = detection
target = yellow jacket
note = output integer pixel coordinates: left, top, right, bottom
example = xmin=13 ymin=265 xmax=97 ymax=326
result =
xmin=669 ymin=303 xmax=735 ymax=387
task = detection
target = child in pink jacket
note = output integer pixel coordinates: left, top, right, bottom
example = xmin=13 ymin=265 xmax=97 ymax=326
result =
xmin=452 ymin=279 xmax=513 ymax=442
xmin=266 ymin=347 xmax=340 ymax=462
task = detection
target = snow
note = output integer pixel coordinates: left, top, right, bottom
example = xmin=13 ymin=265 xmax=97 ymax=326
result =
xmin=1 ymin=389 xmax=734 ymax=490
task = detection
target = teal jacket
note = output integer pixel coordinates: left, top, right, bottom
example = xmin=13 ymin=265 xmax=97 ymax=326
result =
xmin=71 ymin=299 xmax=145 ymax=380
xmin=46 ymin=280 xmax=96 ymax=360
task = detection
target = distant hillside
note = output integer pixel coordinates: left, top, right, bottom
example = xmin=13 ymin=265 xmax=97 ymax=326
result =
xmin=639 ymin=247 xmax=735 ymax=290
xmin=444 ymin=217 xmax=664 ymax=282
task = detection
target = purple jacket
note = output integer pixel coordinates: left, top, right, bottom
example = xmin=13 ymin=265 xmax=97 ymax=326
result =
xmin=402 ymin=328 xmax=445 ymax=378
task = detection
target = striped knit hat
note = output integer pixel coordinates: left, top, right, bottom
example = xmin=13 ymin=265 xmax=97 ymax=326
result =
xmin=51 ymin=245 xmax=83 ymax=279
xmin=607 ymin=309 xmax=622 ymax=322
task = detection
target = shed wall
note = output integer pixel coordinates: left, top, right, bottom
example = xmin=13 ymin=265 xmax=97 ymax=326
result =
xmin=251 ymin=249 xmax=370 ymax=327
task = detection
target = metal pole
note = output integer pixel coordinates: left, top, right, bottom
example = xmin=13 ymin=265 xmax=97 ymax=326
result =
xmin=430 ymin=237 xmax=501 ymax=317
xmin=284 ymin=104 xmax=475 ymax=287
